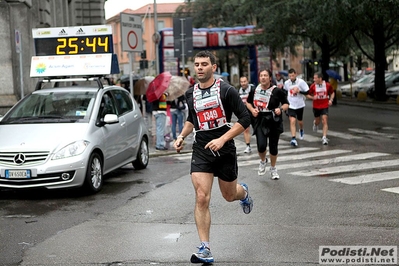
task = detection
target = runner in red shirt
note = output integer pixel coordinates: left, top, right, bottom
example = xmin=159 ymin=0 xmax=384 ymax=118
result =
xmin=307 ymin=72 xmax=335 ymax=145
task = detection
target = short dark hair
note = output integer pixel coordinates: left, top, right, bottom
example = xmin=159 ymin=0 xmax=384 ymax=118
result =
xmin=288 ymin=68 xmax=296 ymax=74
xmin=194 ymin=50 xmax=216 ymax=65
xmin=314 ymin=72 xmax=323 ymax=78
xmin=258 ymin=68 xmax=272 ymax=81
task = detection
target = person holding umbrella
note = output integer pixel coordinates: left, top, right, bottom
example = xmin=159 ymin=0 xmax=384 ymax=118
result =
xmin=173 ymin=50 xmax=252 ymax=264
xmin=152 ymin=93 xmax=169 ymax=150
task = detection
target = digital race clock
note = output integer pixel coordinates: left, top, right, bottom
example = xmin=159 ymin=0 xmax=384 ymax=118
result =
xmin=32 ymin=25 xmax=113 ymax=56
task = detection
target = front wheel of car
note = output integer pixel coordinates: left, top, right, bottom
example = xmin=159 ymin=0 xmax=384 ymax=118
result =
xmin=132 ymin=138 xmax=149 ymax=170
xmin=84 ymin=153 xmax=103 ymax=193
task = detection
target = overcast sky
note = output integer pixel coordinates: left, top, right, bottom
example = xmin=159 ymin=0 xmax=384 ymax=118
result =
xmin=104 ymin=0 xmax=185 ymax=19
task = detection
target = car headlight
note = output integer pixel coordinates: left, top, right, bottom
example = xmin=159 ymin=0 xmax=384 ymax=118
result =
xmin=52 ymin=140 xmax=90 ymax=160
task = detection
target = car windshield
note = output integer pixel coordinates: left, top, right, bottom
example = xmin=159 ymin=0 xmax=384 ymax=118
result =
xmin=0 ymin=91 xmax=96 ymax=124
xmin=385 ymin=72 xmax=399 ymax=81
xmin=355 ymin=76 xmax=371 ymax=83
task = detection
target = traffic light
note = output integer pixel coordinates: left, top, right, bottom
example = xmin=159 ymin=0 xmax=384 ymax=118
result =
xmin=141 ymin=50 xmax=147 ymax=59
xmin=140 ymin=60 xmax=148 ymax=69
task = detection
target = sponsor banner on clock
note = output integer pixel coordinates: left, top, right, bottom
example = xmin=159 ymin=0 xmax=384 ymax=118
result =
xmin=30 ymin=54 xmax=112 ymax=77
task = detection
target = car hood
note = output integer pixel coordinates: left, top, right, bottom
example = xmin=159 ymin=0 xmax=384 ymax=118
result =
xmin=387 ymin=86 xmax=399 ymax=92
xmin=0 ymin=123 xmax=90 ymax=152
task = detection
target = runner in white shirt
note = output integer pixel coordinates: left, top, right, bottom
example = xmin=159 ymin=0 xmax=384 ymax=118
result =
xmin=283 ymin=68 xmax=309 ymax=147
xmin=238 ymin=76 xmax=254 ymax=153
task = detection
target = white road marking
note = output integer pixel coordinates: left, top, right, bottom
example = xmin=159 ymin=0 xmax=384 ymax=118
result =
xmin=348 ymin=128 xmax=395 ymax=138
xmin=290 ymin=159 xmax=399 ymax=176
xmin=271 ymin=152 xmax=389 ymax=171
xmin=381 ymin=187 xmax=399 ymax=194
xmin=330 ymin=170 xmax=399 ymax=184
xmin=325 ymin=130 xmax=363 ymax=140
xmin=281 ymin=132 xmax=321 ymax=142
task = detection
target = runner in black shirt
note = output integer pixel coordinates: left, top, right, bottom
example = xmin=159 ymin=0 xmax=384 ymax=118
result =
xmin=246 ymin=68 xmax=289 ymax=179
xmin=173 ymin=50 xmax=252 ymax=264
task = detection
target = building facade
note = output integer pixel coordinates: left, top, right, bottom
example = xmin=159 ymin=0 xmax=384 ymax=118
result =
xmin=106 ymin=3 xmax=182 ymax=79
xmin=0 ymin=0 xmax=105 ymax=114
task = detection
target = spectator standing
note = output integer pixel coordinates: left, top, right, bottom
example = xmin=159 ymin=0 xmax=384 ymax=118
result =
xmin=152 ymin=93 xmax=168 ymax=150
xmin=283 ymin=68 xmax=309 ymax=147
xmin=246 ymin=69 xmax=289 ymax=179
xmin=169 ymin=95 xmax=186 ymax=141
xmin=173 ymin=50 xmax=253 ymax=264
xmin=307 ymin=72 xmax=335 ymax=145
xmin=329 ymin=77 xmax=338 ymax=105
xmin=238 ymin=76 xmax=254 ymax=153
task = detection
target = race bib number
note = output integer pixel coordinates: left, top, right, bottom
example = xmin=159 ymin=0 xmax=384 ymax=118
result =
xmin=198 ymin=107 xmax=223 ymax=123
xmin=316 ymin=91 xmax=327 ymax=99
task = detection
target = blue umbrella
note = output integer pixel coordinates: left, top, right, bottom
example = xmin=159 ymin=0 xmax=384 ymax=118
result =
xmin=326 ymin=69 xmax=342 ymax=81
xmin=278 ymin=70 xmax=288 ymax=77
xmin=221 ymin=72 xmax=229 ymax=77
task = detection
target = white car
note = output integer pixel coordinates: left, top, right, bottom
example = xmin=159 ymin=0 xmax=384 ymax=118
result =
xmin=339 ymin=75 xmax=374 ymax=96
xmin=386 ymin=85 xmax=399 ymax=98
xmin=0 ymin=77 xmax=149 ymax=193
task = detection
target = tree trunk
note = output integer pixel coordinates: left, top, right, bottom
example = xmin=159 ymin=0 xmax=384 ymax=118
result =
xmin=320 ymin=34 xmax=331 ymax=82
xmin=373 ymin=19 xmax=387 ymax=101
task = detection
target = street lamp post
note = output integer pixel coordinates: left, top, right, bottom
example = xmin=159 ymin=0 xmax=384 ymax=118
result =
xmin=154 ymin=0 xmax=159 ymax=75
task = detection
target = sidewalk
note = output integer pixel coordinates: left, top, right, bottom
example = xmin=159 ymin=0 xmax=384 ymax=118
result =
xmin=336 ymin=95 xmax=399 ymax=111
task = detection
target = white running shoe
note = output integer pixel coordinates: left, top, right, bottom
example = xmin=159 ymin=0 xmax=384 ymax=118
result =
xmin=290 ymin=139 xmax=298 ymax=147
xmin=270 ymin=167 xmax=280 ymax=180
xmin=313 ymin=121 xmax=318 ymax=132
xmin=299 ymin=129 xmax=304 ymax=140
xmin=258 ymin=161 xmax=266 ymax=176
xmin=322 ymin=136 xmax=329 ymax=145
xmin=244 ymin=146 xmax=252 ymax=153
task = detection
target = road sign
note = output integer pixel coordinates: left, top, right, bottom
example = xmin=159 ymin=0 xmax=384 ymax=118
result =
xmin=120 ymin=13 xmax=143 ymax=52
xmin=173 ymin=17 xmax=193 ymax=58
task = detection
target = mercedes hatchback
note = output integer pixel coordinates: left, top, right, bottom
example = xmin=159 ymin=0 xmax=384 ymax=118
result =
xmin=0 ymin=77 xmax=149 ymax=193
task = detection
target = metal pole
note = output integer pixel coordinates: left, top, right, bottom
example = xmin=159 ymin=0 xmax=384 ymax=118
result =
xmin=180 ymin=18 xmax=185 ymax=76
xmin=303 ymin=41 xmax=306 ymax=80
xmin=154 ymin=0 xmax=159 ymax=75
xmin=129 ymin=52 xmax=133 ymax=95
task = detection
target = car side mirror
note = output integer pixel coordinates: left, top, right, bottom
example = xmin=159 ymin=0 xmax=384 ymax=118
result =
xmin=103 ymin=114 xmax=119 ymax=124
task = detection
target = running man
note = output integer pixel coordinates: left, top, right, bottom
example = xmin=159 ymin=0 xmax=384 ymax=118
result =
xmin=307 ymin=72 xmax=335 ymax=145
xmin=173 ymin=50 xmax=253 ymax=264
xmin=238 ymin=76 xmax=254 ymax=153
xmin=283 ymin=68 xmax=309 ymax=147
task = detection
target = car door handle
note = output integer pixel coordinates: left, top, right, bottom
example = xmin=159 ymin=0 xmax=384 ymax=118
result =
xmin=121 ymin=122 xmax=126 ymax=127
xmin=134 ymin=114 xmax=138 ymax=118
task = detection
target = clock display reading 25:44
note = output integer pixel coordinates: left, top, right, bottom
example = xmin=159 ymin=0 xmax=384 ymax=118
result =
xmin=56 ymin=36 xmax=109 ymax=54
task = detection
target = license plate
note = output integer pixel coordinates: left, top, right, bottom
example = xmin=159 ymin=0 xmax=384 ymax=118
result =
xmin=5 ymin=170 xmax=31 ymax=179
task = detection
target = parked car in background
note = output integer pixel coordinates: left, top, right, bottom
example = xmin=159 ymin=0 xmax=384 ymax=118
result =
xmin=386 ymin=85 xmax=399 ymax=98
xmin=339 ymin=75 xmax=374 ymax=97
xmin=0 ymin=77 xmax=149 ymax=193
xmin=356 ymin=72 xmax=397 ymax=98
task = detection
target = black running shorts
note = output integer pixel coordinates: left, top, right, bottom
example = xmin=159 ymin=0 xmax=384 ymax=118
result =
xmin=287 ymin=107 xmax=304 ymax=121
xmin=190 ymin=150 xmax=238 ymax=182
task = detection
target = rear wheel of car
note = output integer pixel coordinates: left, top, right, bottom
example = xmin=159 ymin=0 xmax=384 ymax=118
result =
xmin=84 ymin=153 xmax=103 ymax=193
xmin=132 ymin=138 xmax=149 ymax=170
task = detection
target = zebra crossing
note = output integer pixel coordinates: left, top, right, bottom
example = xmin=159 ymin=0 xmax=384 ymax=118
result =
xmin=168 ymin=128 xmax=399 ymax=196
xmin=234 ymin=137 xmax=399 ymax=195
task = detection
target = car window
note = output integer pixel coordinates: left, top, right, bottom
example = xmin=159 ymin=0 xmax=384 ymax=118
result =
xmin=356 ymin=76 xmax=371 ymax=83
xmin=0 ymin=91 xmax=96 ymax=124
xmin=98 ymin=92 xmax=117 ymax=120
xmin=111 ymin=90 xmax=133 ymax=115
